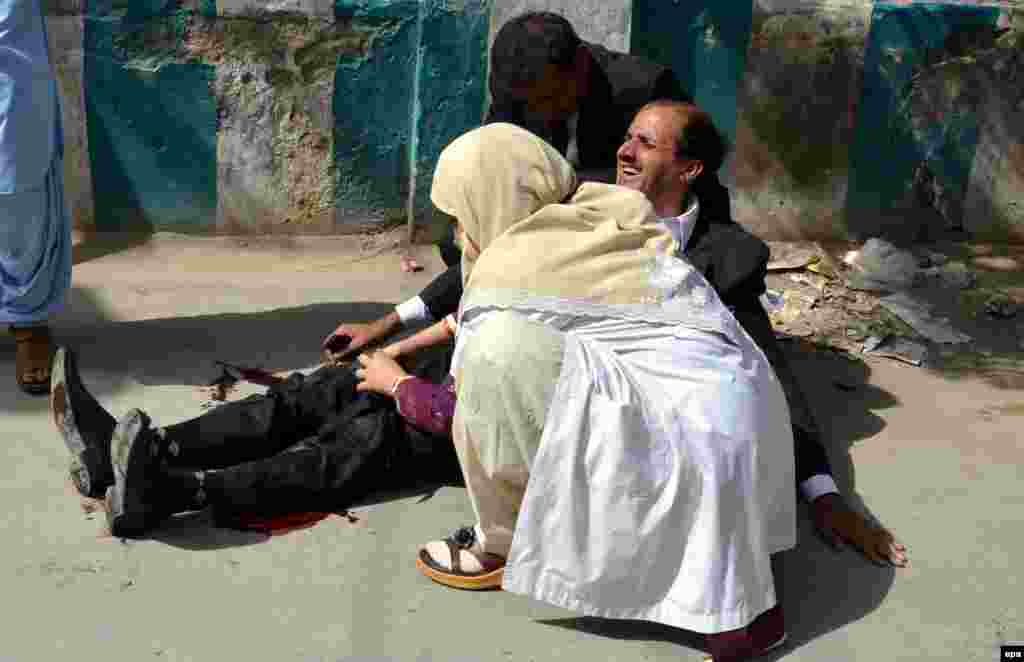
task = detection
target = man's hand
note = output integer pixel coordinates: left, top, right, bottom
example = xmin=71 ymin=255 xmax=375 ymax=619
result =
xmin=354 ymin=350 xmax=410 ymax=396
xmin=321 ymin=312 xmax=400 ymax=361
xmin=811 ymin=493 xmax=908 ymax=567
xmin=379 ymin=343 xmax=403 ymax=360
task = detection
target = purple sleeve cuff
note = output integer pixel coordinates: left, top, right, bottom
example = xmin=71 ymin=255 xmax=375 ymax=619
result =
xmin=395 ymin=375 xmax=456 ymax=437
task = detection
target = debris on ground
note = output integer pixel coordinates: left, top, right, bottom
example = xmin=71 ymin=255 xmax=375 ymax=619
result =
xmin=806 ymin=254 xmax=840 ymax=280
xmin=766 ymin=242 xmax=841 ymax=280
xmin=920 ymin=261 xmax=977 ymax=290
xmin=201 ymin=369 xmax=238 ymax=406
xmin=765 ymin=289 xmax=820 ymax=337
xmin=879 ymin=292 xmax=973 ymax=344
xmin=759 ymin=237 xmax=1024 ymax=369
xmin=767 ymin=243 xmax=819 ymax=272
xmin=843 ymin=238 xmax=920 ymax=292
xmin=760 ymin=289 xmax=784 ymax=313
xmin=199 ymin=362 xmax=286 ymax=408
xmin=861 ymin=335 xmax=929 ymax=366
xmin=984 ymin=293 xmax=1020 ymax=319
xmin=788 ymin=271 xmax=828 ymax=292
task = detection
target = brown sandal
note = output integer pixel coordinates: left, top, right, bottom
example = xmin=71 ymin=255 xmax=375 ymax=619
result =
xmin=416 ymin=526 xmax=505 ymax=591
xmin=11 ymin=324 xmax=54 ymax=395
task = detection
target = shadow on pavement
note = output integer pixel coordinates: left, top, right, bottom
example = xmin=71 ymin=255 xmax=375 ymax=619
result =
xmin=149 ymin=481 xmax=456 ymax=553
xmin=72 ymin=231 xmax=154 ymax=266
xmin=538 ymin=340 xmax=901 ymax=657
xmin=149 ymin=510 xmax=271 ymax=551
xmin=0 ymin=294 xmax=401 ymax=415
xmin=53 ymin=300 xmax=398 ymax=388
xmin=4 ymin=288 xmax=458 ymax=551
xmin=769 ymin=340 xmax=900 ymax=656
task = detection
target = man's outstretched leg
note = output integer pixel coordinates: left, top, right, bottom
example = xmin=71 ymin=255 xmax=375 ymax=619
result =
xmin=51 ymin=346 xmax=359 ymax=498
xmin=105 ymin=392 xmax=458 ymax=538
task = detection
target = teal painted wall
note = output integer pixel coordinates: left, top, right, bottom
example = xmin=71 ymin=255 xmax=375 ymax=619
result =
xmin=47 ymin=1 xmax=1024 ymax=240
xmin=412 ymin=0 xmax=489 ymax=215
xmin=631 ymin=0 xmax=1024 ymax=241
xmin=845 ymin=3 xmax=1000 ymax=239
xmin=631 ymin=0 xmax=754 ymax=153
xmin=84 ymin=1 xmax=218 ymax=232
xmin=71 ymin=0 xmax=492 ymax=234
xmin=333 ymin=1 xmax=421 ymax=225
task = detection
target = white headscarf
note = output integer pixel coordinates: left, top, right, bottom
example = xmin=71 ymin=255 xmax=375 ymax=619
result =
xmin=429 ymin=123 xmax=676 ymax=306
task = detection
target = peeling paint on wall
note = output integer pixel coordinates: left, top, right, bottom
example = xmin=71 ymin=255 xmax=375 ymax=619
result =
xmin=183 ymin=13 xmax=363 ymax=231
xmin=44 ymin=1 xmax=1024 ymax=240
xmin=733 ymin=3 xmax=869 ymax=239
xmin=844 ymin=3 xmax=1001 ymax=240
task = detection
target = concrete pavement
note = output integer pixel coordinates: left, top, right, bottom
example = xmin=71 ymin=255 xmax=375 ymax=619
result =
xmin=1 ymin=233 xmax=1020 ymax=662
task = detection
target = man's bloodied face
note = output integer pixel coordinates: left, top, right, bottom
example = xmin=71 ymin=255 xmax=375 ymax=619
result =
xmin=616 ymin=107 xmax=694 ymax=214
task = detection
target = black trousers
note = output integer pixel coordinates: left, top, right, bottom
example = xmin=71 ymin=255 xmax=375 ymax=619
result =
xmin=162 ymin=343 xmax=461 ymax=519
xmin=438 ymin=222 xmax=461 ymax=268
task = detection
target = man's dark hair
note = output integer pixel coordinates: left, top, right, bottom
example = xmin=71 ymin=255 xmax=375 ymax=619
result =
xmin=642 ymin=100 xmax=730 ymax=174
xmin=490 ymin=12 xmax=582 ymax=99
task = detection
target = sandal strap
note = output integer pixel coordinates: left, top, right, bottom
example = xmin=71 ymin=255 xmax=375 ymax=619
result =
xmin=11 ymin=325 xmax=50 ymax=342
xmin=444 ymin=539 xmax=462 ymax=574
xmin=449 ymin=526 xmax=476 ymax=549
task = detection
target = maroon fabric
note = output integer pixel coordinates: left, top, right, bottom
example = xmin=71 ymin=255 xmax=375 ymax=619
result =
xmin=705 ymin=605 xmax=785 ymax=662
xmin=394 ymin=375 xmax=456 ymax=437
xmin=214 ymin=361 xmax=284 ymax=387
xmin=220 ymin=510 xmax=333 ymax=535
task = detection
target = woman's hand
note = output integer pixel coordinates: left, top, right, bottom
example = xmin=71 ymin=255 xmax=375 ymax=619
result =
xmin=354 ymin=350 xmax=410 ymax=396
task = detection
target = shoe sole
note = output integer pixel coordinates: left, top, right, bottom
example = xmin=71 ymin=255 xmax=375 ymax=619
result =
xmin=51 ymin=347 xmax=90 ymax=495
xmin=763 ymin=633 xmax=787 ymax=654
xmin=702 ymin=633 xmax=787 ymax=662
xmin=106 ymin=410 xmax=156 ymax=538
xmin=51 ymin=347 xmax=114 ymax=498
xmin=415 ymin=554 xmax=504 ymax=591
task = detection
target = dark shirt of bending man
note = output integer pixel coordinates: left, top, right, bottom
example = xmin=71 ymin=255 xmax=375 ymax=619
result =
xmin=322 ymin=12 xmax=906 ymax=568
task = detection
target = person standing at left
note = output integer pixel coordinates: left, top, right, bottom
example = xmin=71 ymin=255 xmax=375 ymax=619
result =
xmin=1 ymin=0 xmax=71 ymax=394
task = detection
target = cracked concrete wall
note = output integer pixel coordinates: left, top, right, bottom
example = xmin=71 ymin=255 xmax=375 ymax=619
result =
xmin=42 ymin=1 xmax=1024 ymax=240
xmin=47 ymin=0 xmax=488 ymax=234
xmin=632 ymin=0 xmax=1024 ymax=242
xmin=733 ymin=2 xmax=871 ymax=240
xmin=183 ymin=11 xmax=355 ymax=232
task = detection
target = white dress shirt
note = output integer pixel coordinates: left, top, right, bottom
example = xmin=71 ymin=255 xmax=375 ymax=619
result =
xmin=565 ymin=112 xmax=580 ymax=168
xmin=663 ymin=194 xmax=700 ymax=253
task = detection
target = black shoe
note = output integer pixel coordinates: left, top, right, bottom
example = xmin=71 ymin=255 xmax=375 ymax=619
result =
xmin=50 ymin=347 xmax=117 ymax=498
xmin=107 ymin=409 xmax=166 ymax=538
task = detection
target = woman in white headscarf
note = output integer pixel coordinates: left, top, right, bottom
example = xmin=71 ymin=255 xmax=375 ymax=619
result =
xmin=409 ymin=122 xmax=796 ymax=660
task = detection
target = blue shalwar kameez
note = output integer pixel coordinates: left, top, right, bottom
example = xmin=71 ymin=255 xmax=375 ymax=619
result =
xmin=0 ymin=0 xmax=71 ymax=326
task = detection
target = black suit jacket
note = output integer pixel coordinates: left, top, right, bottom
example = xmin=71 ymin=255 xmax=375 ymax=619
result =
xmin=486 ymin=42 xmax=693 ymax=182
xmin=420 ymin=44 xmax=833 ymax=489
